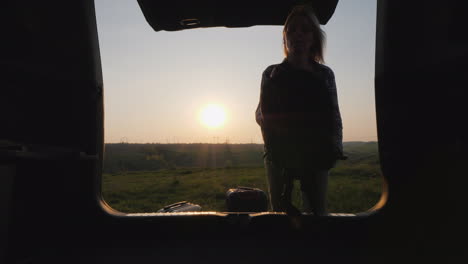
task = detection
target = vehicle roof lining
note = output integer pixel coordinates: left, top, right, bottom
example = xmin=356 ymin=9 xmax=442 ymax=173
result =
xmin=136 ymin=0 xmax=339 ymax=32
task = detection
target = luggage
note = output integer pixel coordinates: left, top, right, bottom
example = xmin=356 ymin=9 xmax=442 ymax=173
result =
xmin=226 ymin=187 xmax=268 ymax=212
xmin=157 ymin=201 xmax=202 ymax=213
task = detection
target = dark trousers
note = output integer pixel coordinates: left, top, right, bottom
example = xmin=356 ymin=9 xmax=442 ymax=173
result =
xmin=264 ymin=155 xmax=329 ymax=215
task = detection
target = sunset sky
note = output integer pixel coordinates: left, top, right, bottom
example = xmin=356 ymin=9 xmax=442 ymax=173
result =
xmin=95 ymin=0 xmax=377 ymax=144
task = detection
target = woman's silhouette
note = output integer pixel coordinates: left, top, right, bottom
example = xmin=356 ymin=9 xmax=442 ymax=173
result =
xmin=256 ymin=5 xmax=343 ymax=215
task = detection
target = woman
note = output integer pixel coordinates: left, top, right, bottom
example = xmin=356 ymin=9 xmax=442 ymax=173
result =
xmin=256 ymin=5 xmax=343 ymax=215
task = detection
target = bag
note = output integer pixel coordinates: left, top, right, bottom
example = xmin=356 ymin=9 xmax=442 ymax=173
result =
xmin=157 ymin=201 xmax=202 ymax=212
xmin=226 ymin=187 xmax=268 ymax=212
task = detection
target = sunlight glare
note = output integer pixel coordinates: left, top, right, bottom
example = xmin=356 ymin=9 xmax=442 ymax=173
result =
xmin=199 ymin=104 xmax=226 ymax=128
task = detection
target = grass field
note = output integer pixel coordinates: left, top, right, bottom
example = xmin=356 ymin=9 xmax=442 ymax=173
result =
xmin=102 ymin=142 xmax=383 ymax=213
xmin=102 ymin=163 xmax=383 ymax=213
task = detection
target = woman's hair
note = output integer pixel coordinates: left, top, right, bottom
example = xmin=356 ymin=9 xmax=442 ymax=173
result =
xmin=283 ymin=5 xmax=326 ymax=63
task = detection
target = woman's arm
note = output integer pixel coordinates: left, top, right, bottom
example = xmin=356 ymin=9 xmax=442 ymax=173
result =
xmin=256 ymin=66 xmax=277 ymax=127
xmin=259 ymin=65 xmax=282 ymax=129
xmin=324 ymin=67 xmax=344 ymax=157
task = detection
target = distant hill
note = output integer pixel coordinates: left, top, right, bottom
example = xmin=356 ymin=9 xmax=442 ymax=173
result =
xmin=342 ymin=141 xmax=379 ymax=164
xmin=103 ymin=142 xmax=378 ymax=173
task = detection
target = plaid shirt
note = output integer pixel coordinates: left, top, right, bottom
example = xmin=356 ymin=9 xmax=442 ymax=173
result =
xmin=255 ymin=59 xmax=343 ymax=167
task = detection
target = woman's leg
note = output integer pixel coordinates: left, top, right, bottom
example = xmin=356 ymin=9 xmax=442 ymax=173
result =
xmin=264 ymin=155 xmax=288 ymax=212
xmin=300 ymin=169 xmax=329 ymax=216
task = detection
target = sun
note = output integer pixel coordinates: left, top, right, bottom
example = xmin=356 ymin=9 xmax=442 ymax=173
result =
xmin=199 ymin=104 xmax=226 ymax=128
